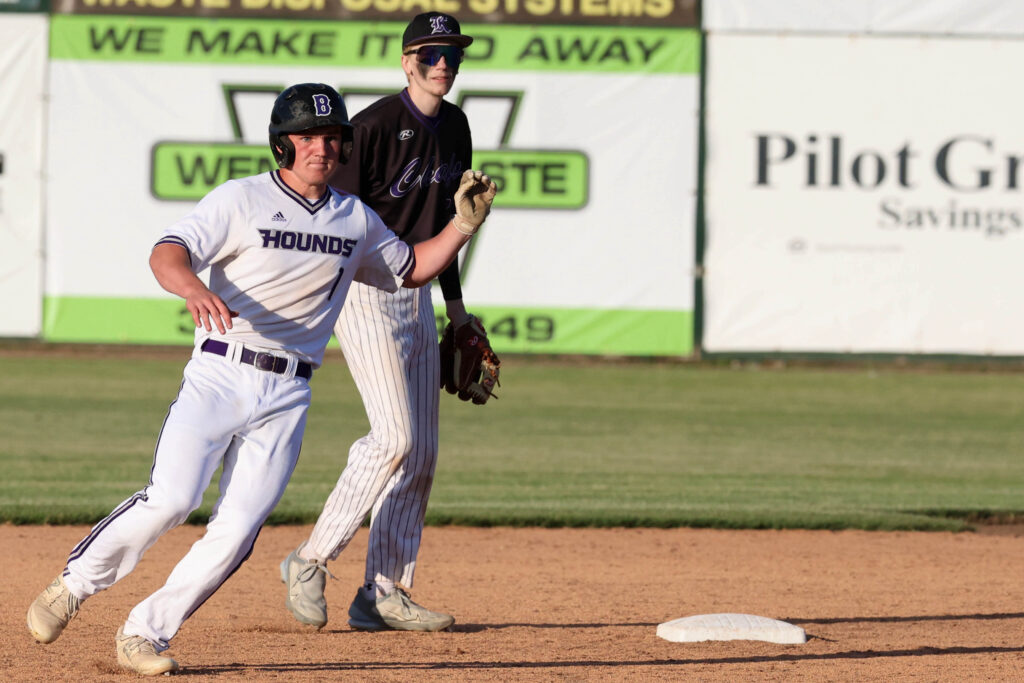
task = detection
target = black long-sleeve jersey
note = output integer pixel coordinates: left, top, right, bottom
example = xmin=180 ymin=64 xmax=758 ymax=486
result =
xmin=330 ymin=89 xmax=472 ymax=301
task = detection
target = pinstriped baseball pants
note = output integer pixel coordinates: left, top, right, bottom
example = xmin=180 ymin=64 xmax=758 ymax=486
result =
xmin=311 ymin=282 xmax=440 ymax=588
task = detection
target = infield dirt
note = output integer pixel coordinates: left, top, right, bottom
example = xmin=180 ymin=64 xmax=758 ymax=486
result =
xmin=4 ymin=524 xmax=1024 ymax=681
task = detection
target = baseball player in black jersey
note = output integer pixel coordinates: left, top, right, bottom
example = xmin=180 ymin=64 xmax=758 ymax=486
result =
xmin=280 ymin=13 xmax=479 ymax=631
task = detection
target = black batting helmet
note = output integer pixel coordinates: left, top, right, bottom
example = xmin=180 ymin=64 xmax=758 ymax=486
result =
xmin=268 ymin=83 xmax=353 ymax=168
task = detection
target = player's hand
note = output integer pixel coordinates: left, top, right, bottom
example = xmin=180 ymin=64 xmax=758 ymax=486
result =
xmin=453 ymin=170 xmax=497 ymax=236
xmin=184 ymin=288 xmax=238 ymax=334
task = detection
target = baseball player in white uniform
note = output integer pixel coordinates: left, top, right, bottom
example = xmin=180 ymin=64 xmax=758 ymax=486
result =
xmin=25 ymin=83 xmax=496 ymax=676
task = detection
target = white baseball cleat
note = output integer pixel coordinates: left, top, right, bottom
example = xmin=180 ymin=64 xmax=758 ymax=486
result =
xmin=280 ymin=543 xmax=332 ymax=628
xmin=348 ymin=587 xmax=454 ymax=632
xmin=27 ymin=575 xmax=81 ymax=644
xmin=115 ymin=626 xmax=179 ymax=676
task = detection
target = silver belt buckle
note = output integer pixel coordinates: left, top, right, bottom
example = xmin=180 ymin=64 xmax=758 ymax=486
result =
xmin=254 ymin=352 xmax=279 ymax=373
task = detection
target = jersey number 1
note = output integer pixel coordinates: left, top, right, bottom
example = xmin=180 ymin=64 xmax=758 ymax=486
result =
xmin=328 ymin=267 xmax=345 ymax=300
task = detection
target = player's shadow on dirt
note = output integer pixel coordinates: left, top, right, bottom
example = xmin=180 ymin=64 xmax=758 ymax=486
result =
xmin=436 ymin=612 xmax=1024 ymax=632
xmin=450 ymin=621 xmax=661 ymax=632
xmin=177 ymin=614 xmax=1024 ymax=675
xmin=169 ymin=645 xmax=1024 ymax=676
xmin=786 ymin=611 xmax=1024 ymax=625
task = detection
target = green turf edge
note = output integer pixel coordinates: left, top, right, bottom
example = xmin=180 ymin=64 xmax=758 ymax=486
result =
xmin=0 ymin=507 xmax=982 ymax=533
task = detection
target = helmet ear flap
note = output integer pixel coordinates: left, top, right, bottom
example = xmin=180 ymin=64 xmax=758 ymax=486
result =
xmin=270 ymin=133 xmax=295 ymax=168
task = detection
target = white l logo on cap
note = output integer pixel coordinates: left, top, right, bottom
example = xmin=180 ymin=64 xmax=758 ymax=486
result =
xmin=429 ymin=16 xmax=449 ymax=34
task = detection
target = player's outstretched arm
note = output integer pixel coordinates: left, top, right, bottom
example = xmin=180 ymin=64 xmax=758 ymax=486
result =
xmin=404 ymin=223 xmax=471 ymax=288
xmin=150 ymin=243 xmax=237 ymax=334
xmin=404 ymin=170 xmax=496 ymax=288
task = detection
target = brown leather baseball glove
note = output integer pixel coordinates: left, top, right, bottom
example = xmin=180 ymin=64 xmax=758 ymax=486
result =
xmin=439 ymin=315 xmax=500 ymax=405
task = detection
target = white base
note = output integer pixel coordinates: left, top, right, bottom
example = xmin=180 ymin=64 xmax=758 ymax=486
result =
xmin=657 ymin=613 xmax=807 ymax=644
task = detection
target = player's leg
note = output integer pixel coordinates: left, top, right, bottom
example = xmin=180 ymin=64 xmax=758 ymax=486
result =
xmin=281 ymin=283 xmax=417 ymax=628
xmin=365 ymin=284 xmax=440 ymax=588
xmin=351 ymin=284 xmax=451 ymax=631
xmin=121 ymin=369 xmax=310 ymax=657
xmin=306 ymin=282 xmax=418 ymax=558
xmin=27 ymin=354 xmax=241 ymax=645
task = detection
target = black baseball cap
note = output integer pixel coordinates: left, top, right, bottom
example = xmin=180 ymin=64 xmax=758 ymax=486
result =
xmin=402 ymin=12 xmax=474 ymax=50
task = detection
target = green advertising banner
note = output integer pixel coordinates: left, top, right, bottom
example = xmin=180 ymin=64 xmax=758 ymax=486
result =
xmin=44 ymin=296 xmax=692 ymax=356
xmin=52 ymin=0 xmax=698 ymax=28
xmin=151 ymin=142 xmax=589 ymax=208
xmin=45 ymin=16 xmax=699 ymax=357
xmin=51 ymin=15 xmax=699 ymax=74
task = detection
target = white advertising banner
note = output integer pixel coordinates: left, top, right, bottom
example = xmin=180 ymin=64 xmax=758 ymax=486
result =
xmin=704 ymin=0 xmax=1024 ymax=36
xmin=0 ymin=14 xmax=47 ymax=337
xmin=703 ymin=33 xmax=1024 ymax=355
xmin=45 ymin=16 xmax=699 ymax=356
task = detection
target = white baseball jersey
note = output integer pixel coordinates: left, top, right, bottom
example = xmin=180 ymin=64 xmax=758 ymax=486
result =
xmin=156 ymin=170 xmax=414 ymax=367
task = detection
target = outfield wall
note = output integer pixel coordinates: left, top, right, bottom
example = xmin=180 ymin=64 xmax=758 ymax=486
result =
xmin=700 ymin=0 xmax=1024 ymax=356
xmin=703 ymin=0 xmax=1024 ymax=35
xmin=9 ymin=1 xmax=1024 ymax=358
xmin=0 ymin=13 xmax=47 ymax=338
xmin=36 ymin=2 xmax=700 ymax=357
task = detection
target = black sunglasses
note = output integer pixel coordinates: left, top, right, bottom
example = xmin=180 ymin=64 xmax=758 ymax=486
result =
xmin=405 ymin=45 xmax=464 ymax=67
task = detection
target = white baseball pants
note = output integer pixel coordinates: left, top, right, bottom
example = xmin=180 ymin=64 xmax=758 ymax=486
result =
xmin=62 ymin=348 xmax=310 ymax=650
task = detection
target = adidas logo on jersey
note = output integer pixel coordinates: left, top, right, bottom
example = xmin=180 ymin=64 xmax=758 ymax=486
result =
xmin=271 ymin=212 xmax=286 ymax=222
xmin=398 ymin=129 xmax=414 ymax=141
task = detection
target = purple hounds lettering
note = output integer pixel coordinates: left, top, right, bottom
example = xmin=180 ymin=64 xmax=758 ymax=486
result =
xmin=258 ymin=229 xmax=356 ymax=255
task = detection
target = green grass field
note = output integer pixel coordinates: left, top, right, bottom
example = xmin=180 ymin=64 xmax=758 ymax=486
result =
xmin=2 ymin=349 xmax=1023 ymax=531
